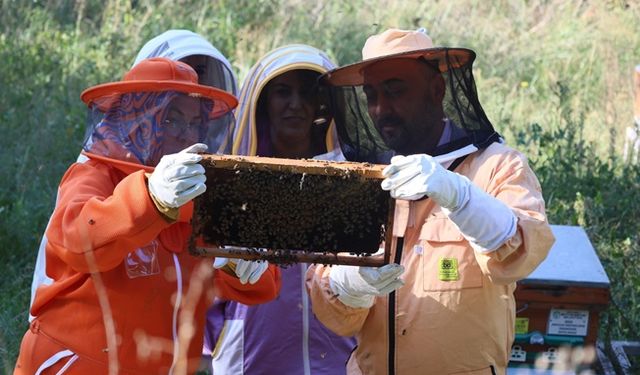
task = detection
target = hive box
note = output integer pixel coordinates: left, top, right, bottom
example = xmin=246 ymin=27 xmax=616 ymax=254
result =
xmin=509 ymin=225 xmax=610 ymax=367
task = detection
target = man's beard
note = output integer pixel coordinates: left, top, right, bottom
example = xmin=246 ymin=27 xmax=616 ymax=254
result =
xmin=375 ymin=113 xmax=442 ymax=155
xmin=376 ymin=114 xmax=410 ymax=152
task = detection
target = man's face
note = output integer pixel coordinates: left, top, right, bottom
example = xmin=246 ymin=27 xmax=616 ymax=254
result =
xmin=362 ymin=59 xmax=444 ymax=155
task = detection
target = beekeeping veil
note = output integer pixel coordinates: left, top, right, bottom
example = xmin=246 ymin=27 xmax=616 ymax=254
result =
xmin=133 ymin=29 xmax=238 ymax=95
xmin=323 ymin=28 xmax=500 ymax=164
xmin=130 ymin=30 xmax=239 ymax=155
xmin=80 ymin=58 xmax=238 ymax=168
xmin=232 ymin=44 xmax=341 ymax=158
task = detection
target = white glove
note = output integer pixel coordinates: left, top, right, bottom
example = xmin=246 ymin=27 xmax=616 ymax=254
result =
xmin=381 ymin=154 xmax=466 ymax=208
xmin=148 ymin=143 xmax=208 ymax=208
xmin=329 ymin=264 xmax=405 ymax=308
xmin=213 ymin=257 xmax=269 ymax=285
xmin=381 ymin=153 xmax=517 ymax=253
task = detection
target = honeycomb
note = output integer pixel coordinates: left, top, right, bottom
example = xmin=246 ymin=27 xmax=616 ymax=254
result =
xmin=190 ymin=155 xmax=393 ymax=261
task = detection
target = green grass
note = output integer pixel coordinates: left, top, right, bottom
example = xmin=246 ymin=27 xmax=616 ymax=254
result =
xmin=1 ymin=0 xmax=639 ymax=372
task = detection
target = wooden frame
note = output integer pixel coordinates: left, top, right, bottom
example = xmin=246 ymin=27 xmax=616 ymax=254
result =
xmin=189 ymin=154 xmax=395 ymax=266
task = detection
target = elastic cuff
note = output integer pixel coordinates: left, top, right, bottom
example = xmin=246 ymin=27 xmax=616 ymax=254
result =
xmin=444 ymin=182 xmax=518 ymax=253
xmin=329 ymin=277 xmax=375 ymax=309
xmin=469 ymin=212 xmax=518 ymax=253
xmin=213 ymin=259 xmax=238 ymax=278
xmin=146 ymin=173 xmax=179 ymax=222
xmin=338 ymin=293 xmax=375 ymax=309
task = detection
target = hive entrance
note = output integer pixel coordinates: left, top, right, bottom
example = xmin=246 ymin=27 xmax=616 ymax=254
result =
xmin=189 ymin=155 xmax=394 ymax=266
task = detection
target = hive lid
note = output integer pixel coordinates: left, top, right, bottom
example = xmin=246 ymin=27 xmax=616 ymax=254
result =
xmin=520 ymin=225 xmax=610 ymax=288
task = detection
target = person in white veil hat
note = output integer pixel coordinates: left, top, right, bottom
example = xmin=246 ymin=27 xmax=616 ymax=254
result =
xmin=132 ymin=29 xmax=237 ymax=95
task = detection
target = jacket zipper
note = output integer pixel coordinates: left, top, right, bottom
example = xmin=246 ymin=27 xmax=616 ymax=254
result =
xmin=301 ymin=263 xmax=311 ymax=375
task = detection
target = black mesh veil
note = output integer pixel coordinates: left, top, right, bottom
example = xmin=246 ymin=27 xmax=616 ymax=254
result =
xmin=324 ymin=85 xmax=392 ymax=163
xmin=322 ymin=48 xmax=500 ymax=164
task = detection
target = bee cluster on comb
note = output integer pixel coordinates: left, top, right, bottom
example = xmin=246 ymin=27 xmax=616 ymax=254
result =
xmin=189 ymin=155 xmax=394 ymax=266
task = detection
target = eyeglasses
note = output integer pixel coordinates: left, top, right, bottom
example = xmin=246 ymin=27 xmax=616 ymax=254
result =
xmin=162 ymin=118 xmax=206 ymax=136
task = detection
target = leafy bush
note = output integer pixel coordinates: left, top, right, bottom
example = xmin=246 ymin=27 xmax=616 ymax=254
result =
xmin=513 ymin=82 xmax=640 ymax=341
xmin=1 ymin=0 xmax=639 ymax=371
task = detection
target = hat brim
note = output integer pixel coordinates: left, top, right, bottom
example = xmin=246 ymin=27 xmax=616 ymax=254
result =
xmin=323 ymin=47 xmax=475 ymax=86
xmin=81 ymin=81 xmax=238 ymax=112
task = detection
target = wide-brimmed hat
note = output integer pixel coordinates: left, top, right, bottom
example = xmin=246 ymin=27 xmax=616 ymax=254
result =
xmin=81 ymin=57 xmax=238 ymax=115
xmin=324 ymin=28 xmax=475 ymax=86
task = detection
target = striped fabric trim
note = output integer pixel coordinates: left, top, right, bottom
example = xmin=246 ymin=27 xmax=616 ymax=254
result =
xmin=231 ymin=45 xmax=338 ymax=157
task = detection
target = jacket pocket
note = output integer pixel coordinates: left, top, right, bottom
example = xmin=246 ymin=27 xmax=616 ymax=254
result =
xmin=420 ymin=214 xmax=483 ymax=292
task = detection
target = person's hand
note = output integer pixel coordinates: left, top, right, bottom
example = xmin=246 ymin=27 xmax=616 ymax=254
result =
xmin=329 ymin=264 xmax=405 ymax=308
xmin=148 ymin=143 xmax=208 ymax=208
xmin=381 ymin=154 xmax=468 ymax=210
xmin=383 ymin=154 xmax=518 ymax=253
xmin=214 ymin=257 xmax=269 ymax=285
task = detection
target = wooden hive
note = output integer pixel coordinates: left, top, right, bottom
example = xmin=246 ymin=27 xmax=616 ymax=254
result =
xmin=189 ymin=154 xmax=394 ymax=266
xmin=509 ymin=225 xmax=610 ymax=369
